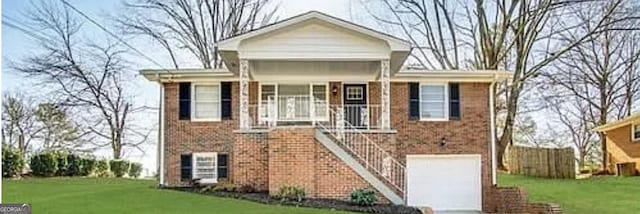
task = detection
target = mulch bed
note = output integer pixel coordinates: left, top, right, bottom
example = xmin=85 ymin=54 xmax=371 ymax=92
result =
xmin=167 ymin=187 xmax=422 ymax=214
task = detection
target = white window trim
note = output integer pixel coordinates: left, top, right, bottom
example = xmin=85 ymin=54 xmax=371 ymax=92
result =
xmin=191 ymin=83 xmax=221 ymax=122
xmin=632 ymin=123 xmax=640 ymax=142
xmin=419 ymin=83 xmax=449 ymax=121
xmin=192 ymin=152 xmax=218 ymax=184
xmin=257 ymin=82 xmax=329 ymax=122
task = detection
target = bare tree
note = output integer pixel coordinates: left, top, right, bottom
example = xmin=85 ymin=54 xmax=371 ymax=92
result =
xmin=33 ymin=103 xmax=88 ymax=152
xmin=546 ymin=97 xmax=599 ymax=168
xmin=365 ymin=0 xmax=461 ymax=69
xmin=13 ymin=1 xmax=150 ymax=159
xmin=541 ymin=2 xmax=640 ymax=171
xmin=2 ymin=94 xmax=40 ymax=155
xmin=118 ymin=0 xmax=278 ymax=69
xmin=369 ymin=0 xmax=634 ymax=170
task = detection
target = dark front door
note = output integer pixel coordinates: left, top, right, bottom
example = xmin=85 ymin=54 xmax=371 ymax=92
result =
xmin=343 ymin=84 xmax=367 ymax=128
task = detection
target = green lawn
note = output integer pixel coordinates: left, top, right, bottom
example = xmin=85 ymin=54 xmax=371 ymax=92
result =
xmin=2 ymin=178 xmax=351 ymax=214
xmin=499 ymin=173 xmax=640 ymax=214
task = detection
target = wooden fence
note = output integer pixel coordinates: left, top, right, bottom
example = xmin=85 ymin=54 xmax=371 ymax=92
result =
xmin=507 ymin=145 xmax=575 ymax=179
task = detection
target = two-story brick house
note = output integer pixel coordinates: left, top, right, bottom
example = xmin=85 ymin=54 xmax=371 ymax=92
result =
xmin=141 ymin=11 xmax=512 ymax=213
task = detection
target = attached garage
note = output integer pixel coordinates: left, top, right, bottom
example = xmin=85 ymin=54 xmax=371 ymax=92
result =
xmin=406 ymin=154 xmax=482 ymax=212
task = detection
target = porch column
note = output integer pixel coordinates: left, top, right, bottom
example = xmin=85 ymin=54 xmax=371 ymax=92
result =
xmin=380 ymin=59 xmax=391 ymax=130
xmin=239 ymin=59 xmax=250 ymax=130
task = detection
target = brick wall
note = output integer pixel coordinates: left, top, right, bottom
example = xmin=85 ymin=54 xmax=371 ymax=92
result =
xmin=268 ymin=128 xmax=318 ymax=196
xmin=163 ymin=82 xmax=239 ymax=186
xmin=232 ymin=132 xmax=269 ymax=191
xmin=390 ymin=82 xmax=494 ymax=210
xmin=489 ymin=187 xmax=562 ymax=214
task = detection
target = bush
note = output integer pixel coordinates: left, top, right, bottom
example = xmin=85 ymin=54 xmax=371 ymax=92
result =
xmin=2 ymin=147 xmax=24 ymax=178
xmin=65 ymin=154 xmax=82 ymax=176
xmin=55 ymin=153 xmax=69 ymax=176
xmin=275 ymin=185 xmax=306 ymax=202
xmin=128 ymin=162 xmax=143 ymax=178
xmin=211 ymin=183 xmax=237 ymax=192
xmin=95 ymin=160 xmax=111 ymax=177
xmin=350 ymin=188 xmax=377 ymax=206
xmin=79 ymin=158 xmax=96 ymax=176
xmin=237 ymin=184 xmax=256 ymax=193
xmin=30 ymin=152 xmax=58 ymax=177
xmin=109 ymin=160 xmax=128 ymax=177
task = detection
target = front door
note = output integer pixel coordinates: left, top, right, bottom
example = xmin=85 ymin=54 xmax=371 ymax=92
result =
xmin=343 ymin=84 xmax=367 ymax=128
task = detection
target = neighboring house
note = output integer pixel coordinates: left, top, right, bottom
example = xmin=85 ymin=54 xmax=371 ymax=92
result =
xmin=594 ymin=113 xmax=640 ymax=176
xmin=141 ymin=11 xmax=512 ymax=213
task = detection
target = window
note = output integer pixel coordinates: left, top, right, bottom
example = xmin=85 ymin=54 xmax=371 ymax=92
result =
xmin=312 ymin=84 xmax=327 ymax=119
xmin=217 ymin=154 xmax=228 ymax=179
xmin=346 ymin=87 xmax=363 ymax=100
xmin=419 ymin=84 xmax=448 ymax=120
xmin=192 ymin=153 xmax=217 ymax=183
xmin=192 ymin=84 xmax=220 ymax=121
xmin=633 ymin=123 xmax=640 ymax=141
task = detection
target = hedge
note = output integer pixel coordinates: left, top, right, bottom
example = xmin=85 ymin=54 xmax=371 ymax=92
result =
xmin=30 ymin=152 xmax=58 ymax=177
xmin=2 ymin=147 xmax=24 ymax=178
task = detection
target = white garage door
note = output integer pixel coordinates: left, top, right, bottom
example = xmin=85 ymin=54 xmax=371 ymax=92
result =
xmin=406 ymin=154 xmax=482 ymax=212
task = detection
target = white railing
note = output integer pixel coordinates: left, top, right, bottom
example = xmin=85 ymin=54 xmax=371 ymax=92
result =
xmin=317 ymin=108 xmax=405 ymax=194
xmin=328 ymin=105 xmax=381 ymax=130
xmin=247 ymin=96 xmax=382 ymax=130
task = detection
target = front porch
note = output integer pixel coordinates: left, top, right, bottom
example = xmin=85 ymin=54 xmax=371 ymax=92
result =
xmin=237 ymin=60 xmax=393 ymax=131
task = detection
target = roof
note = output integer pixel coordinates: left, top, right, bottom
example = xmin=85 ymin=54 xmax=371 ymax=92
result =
xmin=216 ymin=11 xmax=411 ymax=51
xmin=593 ymin=113 xmax=640 ymax=132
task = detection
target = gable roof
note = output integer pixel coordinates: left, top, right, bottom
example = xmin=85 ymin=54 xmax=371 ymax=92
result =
xmin=593 ymin=113 xmax=640 ymax=132
xmin=216 ymin=11 xmax=411 ymax=51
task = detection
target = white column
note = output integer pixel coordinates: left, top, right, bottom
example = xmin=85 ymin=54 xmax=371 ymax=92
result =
xmin=380 ymin=59 xmax=391 ymax=130
xmin=239 ymin=59 xmax=250 ymax=130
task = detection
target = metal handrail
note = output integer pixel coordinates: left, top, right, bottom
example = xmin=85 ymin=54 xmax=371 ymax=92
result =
xmin=317 ymin=108 xmax=405 ymax=194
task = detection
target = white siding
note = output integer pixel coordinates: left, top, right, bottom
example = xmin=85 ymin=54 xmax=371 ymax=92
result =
xmin=239 ymin=20 xmax=390 ymax=60
xmin=251 ymin=61 xmax=379 ymax=82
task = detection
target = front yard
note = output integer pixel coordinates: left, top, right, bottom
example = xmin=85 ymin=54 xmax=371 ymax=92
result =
xmin=499 ymin=173 xmax=640 ymax=214
xmin=2 ymin=178 xmax=351 ymax=214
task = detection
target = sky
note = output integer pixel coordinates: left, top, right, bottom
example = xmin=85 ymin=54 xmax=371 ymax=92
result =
xmin=1 ymin=0 xmax=357 ymax=176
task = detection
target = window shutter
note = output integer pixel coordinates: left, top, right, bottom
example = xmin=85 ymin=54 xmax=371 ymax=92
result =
xmin=449 ymin=83 xmax=461 ymax=120
xmin=409 ymin=83 xmax=420 ymax=120
xmin=180 ymin=154 xmax=192 ymax=182
xmin=217 ymin=154 xmax=228 ymax=179
xmin=179 ymin=82 xmax=191 ymax=120
xmin=221 ymin=82 xmax=232 ymax=119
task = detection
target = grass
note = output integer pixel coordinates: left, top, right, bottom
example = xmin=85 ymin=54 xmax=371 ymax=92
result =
xmin=499 ymin=173 xmax=640 ymax=214
xmin=2 ymin=178 xmax=352 ymax=214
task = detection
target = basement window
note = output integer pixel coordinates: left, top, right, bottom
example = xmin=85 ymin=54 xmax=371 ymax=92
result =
xmin=192 ymin=152 xmax=217 ymax=183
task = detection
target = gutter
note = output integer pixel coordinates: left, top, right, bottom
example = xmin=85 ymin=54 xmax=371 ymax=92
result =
xmin=489 ymin=74 xmax=498 ymax=185
xmin=156 ymin=72 xmax=166 ymax=187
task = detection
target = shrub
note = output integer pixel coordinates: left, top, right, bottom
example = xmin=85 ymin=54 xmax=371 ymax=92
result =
xmin=350 ymin=188 xmax=377 ymax=206
xmin=211 ymin=183 xmax=237 ymax=192
xmin=2 ymin=147 xmax=24 ymax=178
xmin=95 ymin=160 xmax=111 ymax=177
xmin=30 ymin=152 xmax=58 ymax=177
xmin=109 ymin=160 xmax=128 ymax=177
xmin=55 ymin=153 xmax=69 ymax=176
xmin=275 ymin=185 xmax=306 ymax=202
xmin=66 ymin=154 xmax=82 ymax=176
xmin=128 ymin=162 xmax=143 ymax=178
xmin=237 ymin=184 xmax=256 ymax=193
xmin=79 ymin=158 xmax=96 ymax=176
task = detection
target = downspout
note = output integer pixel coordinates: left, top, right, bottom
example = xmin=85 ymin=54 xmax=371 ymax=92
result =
xmin=156 ymin=72 xmax=166 ymax=187
xmin=489 ymin=74 xmax=498 ymax=185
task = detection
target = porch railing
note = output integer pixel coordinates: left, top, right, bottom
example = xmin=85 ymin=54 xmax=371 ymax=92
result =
xmin=317 ymin=108 xmax=405 ymax=194
xmin=247 ymin=96 xmax=382 ymax=129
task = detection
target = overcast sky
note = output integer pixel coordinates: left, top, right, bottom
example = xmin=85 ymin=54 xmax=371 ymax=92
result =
xmin=1 ymin=0 xmax=360 ymax=176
